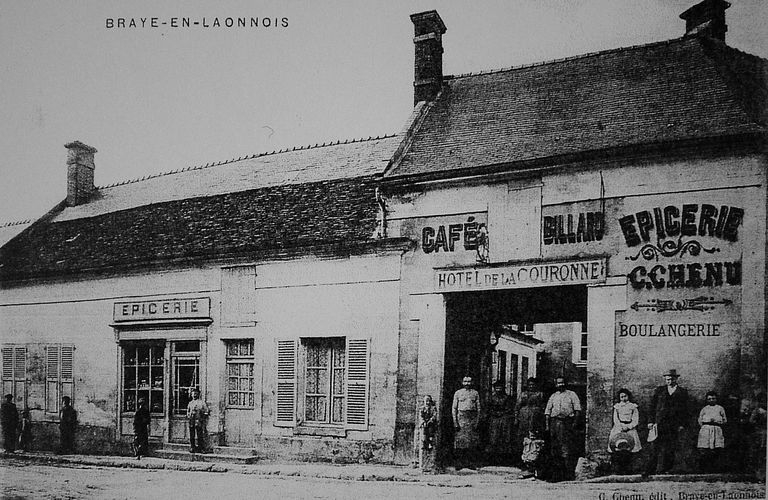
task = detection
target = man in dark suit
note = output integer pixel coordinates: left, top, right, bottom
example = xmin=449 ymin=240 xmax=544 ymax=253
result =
xmin=644 ymin=369 xmax=689 ymax=475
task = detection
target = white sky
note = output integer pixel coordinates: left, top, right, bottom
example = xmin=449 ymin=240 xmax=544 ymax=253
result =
xmin=1 ymin=0 xmax=766 ymax=222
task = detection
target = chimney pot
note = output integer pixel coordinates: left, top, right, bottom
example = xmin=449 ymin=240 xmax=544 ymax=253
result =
xmin=64 ymin=141 xmax=97 ymax=206
xmin=410 ymin=10 xmax=447 ymax=106
xmin=680 ymin=0 xmax=730 ymax=41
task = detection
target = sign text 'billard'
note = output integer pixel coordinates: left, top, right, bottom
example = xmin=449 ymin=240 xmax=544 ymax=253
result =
xmin=435 ymin=259 xmax=605 ymax=292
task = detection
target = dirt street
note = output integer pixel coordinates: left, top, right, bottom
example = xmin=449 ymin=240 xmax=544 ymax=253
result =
xmin=0 ymin=459 xmax=764 ymax=500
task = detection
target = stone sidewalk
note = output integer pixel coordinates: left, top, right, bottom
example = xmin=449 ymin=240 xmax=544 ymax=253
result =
xmin=2 ymin=451 xmax=759 ymax=487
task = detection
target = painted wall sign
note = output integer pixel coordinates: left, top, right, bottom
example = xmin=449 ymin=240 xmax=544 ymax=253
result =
xmin=421 ymin=216 xmax=485 ymax=254
xmin=542 ymin=212 xmax=604 ymax=245
xmin=618 ymin=204 xmax=743 ymax=247
xmin=434 ymin=258 xmax=605 ymax=292
xmin=618 ymin=323 xmax=721 ymax=337
xmin=113 ymin=297 xmax=211 ymax=322
xmin=618 ymin=204 xmax=743 ymax=292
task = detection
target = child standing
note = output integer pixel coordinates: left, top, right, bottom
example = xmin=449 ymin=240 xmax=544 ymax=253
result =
xmin=417 ymin=395 xmax=438 ymax=473
xmin=608 ymin=388 xmax=642 ymax=474
xmin=697 ymin=391 xmax=727 ymax=473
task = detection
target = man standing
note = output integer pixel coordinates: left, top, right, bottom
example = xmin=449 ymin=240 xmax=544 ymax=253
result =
xmin=1 ymin=394 xmax=19 ymax=454
xmin=452 ymin=376 xmax=481 ymax=470
xmin=133 ymin=397 xmax=151 ymax=459
xmin=186 ymin=388 xmax=208 ymax=453
xmin=645 ymin=369 xmax=689 ymax=475
xmin=545 ymin=376 xmax=582 ymax=481
xmin=59 ymin=396 xmax=77 ymax=454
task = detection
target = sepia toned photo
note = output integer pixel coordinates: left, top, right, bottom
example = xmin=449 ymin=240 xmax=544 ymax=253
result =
xmin=0 ymin=1 xmax=766 ymax=498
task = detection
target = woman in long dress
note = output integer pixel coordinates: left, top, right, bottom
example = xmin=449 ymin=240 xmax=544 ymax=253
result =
xmin=486 ymin=381 xmax=515 ymax=463
xmin=515 ymin=377 xmax=546 ymax=468
xmin=608 ymin=388 xmax=642 ymax=474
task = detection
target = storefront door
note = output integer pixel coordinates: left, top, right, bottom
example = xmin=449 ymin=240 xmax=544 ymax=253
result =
xmin=169 ymin=341 xmax=201 ymax=442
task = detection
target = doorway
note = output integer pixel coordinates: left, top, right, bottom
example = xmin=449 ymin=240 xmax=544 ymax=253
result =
xmin=169 ymin=341 xmax=201 ymax=442
xmin=439 ymin=285 xmax=588 ymax=466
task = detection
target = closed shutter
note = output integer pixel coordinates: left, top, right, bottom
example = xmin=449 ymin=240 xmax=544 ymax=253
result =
xmin=275 ymin=339 xmax=297 ymax=427
xmin=46 ymin=345 xmax=60 ymax=412
xmin=345 ymin=338 xmax=370 ymax=431
xmin=221 ymin=266 xmax=257 ymax=326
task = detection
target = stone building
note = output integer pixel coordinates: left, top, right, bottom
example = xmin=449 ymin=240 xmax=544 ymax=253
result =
xmin=0 ymin=137 xmax=411 ymax=462
xmin=1 ymin=0 xmax=766 ymax=474
xmin=379 ymin=1 xmax=766 ymax=471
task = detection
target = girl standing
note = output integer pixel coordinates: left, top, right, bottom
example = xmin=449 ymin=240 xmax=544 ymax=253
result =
xmin=608 ymin=388 xmax=642 ymax=474
xmin=697 ymin=391 xmax=727 ymax=473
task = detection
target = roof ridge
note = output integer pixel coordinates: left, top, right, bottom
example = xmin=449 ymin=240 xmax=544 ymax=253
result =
xmin=445 ymin=36 xmax=689 ymax=80
xmin=96 ymin=133 xmax=398 ymax=189
xmin=0 ymin=219 xmax=33 ymax=228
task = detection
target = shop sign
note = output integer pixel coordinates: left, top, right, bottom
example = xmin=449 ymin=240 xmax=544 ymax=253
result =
xmin=434 ymin=258 xmax=605 ymax=292
xmin=113 ymin=297 xmax=211 ymax=322
xmin=619 ymin=204 xmax=743 ymax=291
xmin=543 ymin=211 xmax=604 ymax=245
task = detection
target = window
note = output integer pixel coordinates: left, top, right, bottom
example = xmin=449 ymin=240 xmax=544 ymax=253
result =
xmin=275 ymin=337 xmax=370 ymax=431
xmin=304 ymin=338 xmax=345 ymax=425
xmin=1 ymin=345 xmax=26 ymax=405
xmin=46 ymin=344 xmax=74 ymax=413
xmin=226 ymin=340 xmax=254 ymax=408
xmin=572 ymin=323 xmax=588 ymax=365
xmin=521 ymin=356 xmax=530 ymax=384
xmin=122 ymin=344 xmax=164 ymax=414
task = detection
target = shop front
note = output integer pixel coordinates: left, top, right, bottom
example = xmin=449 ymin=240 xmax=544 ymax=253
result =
xmin=112 ymin=296 xmax=212 ymax=446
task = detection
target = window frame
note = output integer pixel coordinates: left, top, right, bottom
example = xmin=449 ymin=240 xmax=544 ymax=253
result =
xmin=301 ymin=337 xmax=345 ymax=427
xmin=225 ymin=339 xmax=255 ymax=409
xmin=45 ymin=344 xmax=75 ymax=414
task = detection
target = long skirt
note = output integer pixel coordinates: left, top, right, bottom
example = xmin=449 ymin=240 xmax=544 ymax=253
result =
xmin=487 ymin=414 xmax=514 ymax=453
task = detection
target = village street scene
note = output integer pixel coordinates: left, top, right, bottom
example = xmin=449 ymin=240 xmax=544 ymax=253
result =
xmin=0 ymin=0 xmax=766 ymax=498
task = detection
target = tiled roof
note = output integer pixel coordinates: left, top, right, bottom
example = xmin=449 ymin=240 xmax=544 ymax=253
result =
xmin=385 ymin=37 xmax=768 ymax=180
xmin=55 ymin=136 xmax=398 ymax=222
xmin=0 ymin=137 xmax=400 ymax=280
xmin=0 ymin=220 xmax=32 ymax=248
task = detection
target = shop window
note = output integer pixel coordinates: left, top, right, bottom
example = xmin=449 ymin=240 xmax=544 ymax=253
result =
xmin=123 ymin=344 xmax=165 ymax=414
xmin=46 ymin=344 xmax=75 ymax=413
xmin=275 ymin=337 xmax=369 ymax=431
xmin=1 ymin=345 xmax=26 ymax=406
xmin=226 ymin=340 xmax=254 ymax=408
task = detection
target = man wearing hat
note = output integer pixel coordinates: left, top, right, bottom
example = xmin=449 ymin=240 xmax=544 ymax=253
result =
xmin=452 ymin=376 xmax=481 ymax=469
xmin=1 ymin=394 xmax=19 ymax=454
xmin=644 ymin=369 xmax=690 ymax=475
xmin=59 ymin=396 xmax=77 ymax=454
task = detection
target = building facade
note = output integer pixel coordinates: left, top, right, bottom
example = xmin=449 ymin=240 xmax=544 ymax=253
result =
xmin=381 ymin=3 xmax=766 ymax=471
xmin=1 ymin=0 xmax=766 ymax=475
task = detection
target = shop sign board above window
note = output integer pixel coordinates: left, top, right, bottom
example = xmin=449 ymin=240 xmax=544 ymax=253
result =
xmin=113 ymin=297 xmax=211 ymax=322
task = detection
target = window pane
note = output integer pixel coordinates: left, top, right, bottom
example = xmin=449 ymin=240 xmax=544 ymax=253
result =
xmin=331 ymin=397 xmax=344 ymax=423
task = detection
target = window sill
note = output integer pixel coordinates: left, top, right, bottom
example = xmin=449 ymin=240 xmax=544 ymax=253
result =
xmin=294 ymin=424 xmax=346 ymax=437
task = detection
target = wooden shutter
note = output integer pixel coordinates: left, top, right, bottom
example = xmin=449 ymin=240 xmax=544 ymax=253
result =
xmin=61 ymin=345 xmax=74 ymax=402
xmin=275 ymin=339 xmax=297 ymax=427
xmin=345 ymin=338 xmax=370 ymax=430
xmin=221 ymin=266 xmax=257 ymax=326
xmin=46 ymin=345 xmax=60 ymax=412
xmin=1 ymin=347 xmax=13 ymax=396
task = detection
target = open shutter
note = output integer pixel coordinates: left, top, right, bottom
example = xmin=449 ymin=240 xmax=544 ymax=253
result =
xmin=345 ymin=338 xmax=370 ymax=431
xmin=13 ymin=347 xmax=26 ymax=404
xmin=46 ymin=345 xmax=60 ymax=412
xmin=61 ymin=345 xmax=74 ymax=403
xmin=1 ymin=347 xmax=12 ymax=396
xmin=275 ymin=339 xmax=297 ymax=427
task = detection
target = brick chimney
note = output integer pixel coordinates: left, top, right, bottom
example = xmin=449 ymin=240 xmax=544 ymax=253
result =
xmin=680 ymin=0 xmax=730 ymax=41
xmin=65 ymin=141 xmax=97 ymax=206
xmin=410 ymin=10 xmax=447 ymax=106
